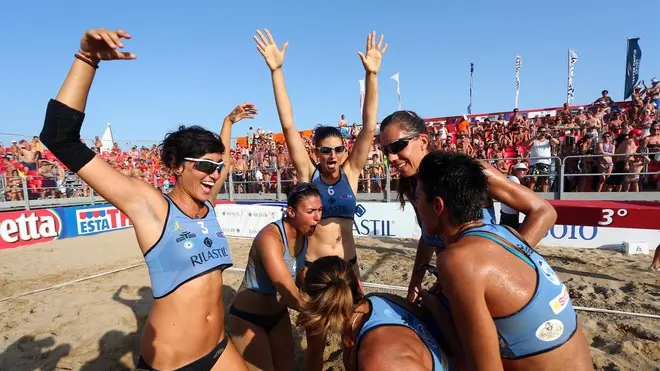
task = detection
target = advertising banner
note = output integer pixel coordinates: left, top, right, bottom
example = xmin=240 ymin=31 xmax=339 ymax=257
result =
xmin=60 ymin=203 xmax=133 ymax=238
xmin=214 ymin=203 xmax=284 ymax=238
xmin=0 ymin=208 xmax=63 ymax=249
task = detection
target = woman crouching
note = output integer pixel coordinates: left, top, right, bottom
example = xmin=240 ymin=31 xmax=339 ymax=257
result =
xmin=229 ymin=183 xmax=322 ymax=371
xmin=300 ymin=256 xmax=459 ymax=371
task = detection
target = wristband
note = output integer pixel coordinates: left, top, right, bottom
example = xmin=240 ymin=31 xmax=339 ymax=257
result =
xmin=75 ymin=51 xmax=99 ymax=69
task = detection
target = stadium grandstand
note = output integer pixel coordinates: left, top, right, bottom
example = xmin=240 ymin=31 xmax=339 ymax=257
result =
xmin=1 ymin=93 xmax=659 ymax=211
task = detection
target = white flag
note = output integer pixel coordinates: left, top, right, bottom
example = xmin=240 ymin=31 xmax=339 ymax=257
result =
xmin=515 ymin=56 xmax=522 ymax=109
xmin=359 ymin=79 xmax=365 ymax=114
xmin=567 ymin=50 xmax=578 ymax=105
xmin=391 ymin=72 xmax=401 ymax=110
xmin=101 ymin=123 xmax=114 ymax=153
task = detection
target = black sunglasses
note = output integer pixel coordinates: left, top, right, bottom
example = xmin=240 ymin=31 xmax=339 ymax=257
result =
xmin=382 ymin=134 xmax=419 ymax=156
xmin=185 ymin=157 xmax=224 ymax=175
xmin=317 ymin=145 xmax=346 ymax=154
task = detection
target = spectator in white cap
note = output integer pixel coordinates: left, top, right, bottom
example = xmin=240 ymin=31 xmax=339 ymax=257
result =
xmin=500 ymin=162 xmax=527 ymax=229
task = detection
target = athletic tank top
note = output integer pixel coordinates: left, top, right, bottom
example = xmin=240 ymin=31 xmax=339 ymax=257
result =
xmin=450 ymin=224 xmax=578 ymax=359
xmin=144 ymin=195 xmax=233 ymax=299
xmin=311 ymin=167 xmax=356 ymax=219
xmin=242 ymin=219 xmax=308 ymax=295
xmin=356 ymin=294 xmax=453 ymax=371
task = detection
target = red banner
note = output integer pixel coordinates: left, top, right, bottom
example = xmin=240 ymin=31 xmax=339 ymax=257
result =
xmin=0 ymin=209 xmax=62 ymax=250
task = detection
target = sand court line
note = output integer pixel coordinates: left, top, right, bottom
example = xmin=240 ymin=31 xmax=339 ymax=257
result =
xmin=1 ymin=262 xmax=659 ymax=320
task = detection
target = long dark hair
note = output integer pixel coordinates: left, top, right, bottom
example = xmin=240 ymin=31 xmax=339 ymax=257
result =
xmin=380 ymin=110 xmax=428 ymax=209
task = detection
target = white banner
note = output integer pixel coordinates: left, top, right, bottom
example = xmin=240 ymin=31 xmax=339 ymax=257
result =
xmin=515 ymin=56 xmax=522 ymax=109
xmin=359 ymin=79 xmax=365 ymax=115
xmin=214 ymin=203 xmax=659 ymax=251
xmin=567 ymin=50 xmax=578 ymax=105
xmin=214 ymin=204 xmax=284 ymax=238
xmin=391 ymin=72 xmax=401 ymax=110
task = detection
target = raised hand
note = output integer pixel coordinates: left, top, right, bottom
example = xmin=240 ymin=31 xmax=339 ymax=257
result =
xmin=357 ymin=31 xmax=388 ymax=74
xmin=79 ymin=28 xmax=136 ymax=62
xmin=227 ymin=103 xmax=258 ymax=124
xmin=254 ymin=29 xmax=288 ymax=72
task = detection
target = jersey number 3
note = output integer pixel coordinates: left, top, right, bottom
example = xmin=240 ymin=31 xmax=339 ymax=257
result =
xmin=197 ymin=221 xmax=209 ymax=234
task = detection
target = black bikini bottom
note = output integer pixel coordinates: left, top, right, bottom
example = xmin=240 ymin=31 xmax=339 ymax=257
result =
xmin=136 ymin=333 xmax=228 ymax=371
xmin=229 ymin=305 xmax=288 ymax=333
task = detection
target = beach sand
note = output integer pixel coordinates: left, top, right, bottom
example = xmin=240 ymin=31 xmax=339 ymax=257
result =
xmin=0 ymin=229 xmax=658 ymax=370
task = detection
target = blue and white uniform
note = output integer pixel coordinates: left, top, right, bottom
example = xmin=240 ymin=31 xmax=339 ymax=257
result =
xmin=144 ymin=195 xmax=232 ymax=299
xmin=311 ymin=167 xmax=356 ymax=220
xmin=356 ymin=294 xmax=453 ymax=370
xmin=242 ymin=218 xmax=308 ymax=294
xmin=444 ymin=224 xmax=578 ymax=359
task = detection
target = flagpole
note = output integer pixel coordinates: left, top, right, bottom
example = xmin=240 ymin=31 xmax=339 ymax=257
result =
xmin=624 ymin=37 xmax=629 ymax=101
xmin=566 ymin=49 xmax=570 ymax=104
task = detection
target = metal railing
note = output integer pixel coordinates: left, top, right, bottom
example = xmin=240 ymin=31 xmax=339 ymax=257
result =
xmin=1 ymin=153 xmax=658 ymax=211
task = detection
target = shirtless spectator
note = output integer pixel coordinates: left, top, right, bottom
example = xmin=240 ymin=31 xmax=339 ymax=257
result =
xmin=606 ymin=133 xmax=638 ymax=192
xmin=94 ymin=136 xmax=102 ymax=152
xmin=232 ymin=152 xmax=247 ymax=193
xmin=350 ymin=123 xmax=360 ymax=139
xmin=338 ymin=114 xmax=349 ymax=137
xmin=509 ymin=108 xmax=526 ymax=126
xmin=584 ymin=111 xmax=601 ymax=129
xmin=594 ymin=90 xmax=613 ymax=113
xmin=18 ymin=141 xmax=38 ymax=171
xmin=641 ymin=78 xmax=660 ymax=112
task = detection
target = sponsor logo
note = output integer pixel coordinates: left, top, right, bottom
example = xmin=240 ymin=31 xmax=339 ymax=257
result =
xmin=203 ymin=237 xmax=213 ymax=248
xmin=340 ymin=194 xmax=353 ymax=199
xmin=535 ymin=319 xmax=564 ymax=342
xmin=248 ymin=211 xmax=271 ymax=218
xmin=353 ymin=219 xmax=396 ymax=237
xmin=0 ymin=209 xmax=62 ymax=249
xmin=328 ymin=197 xmax=336 ymax=204
xmin=355 ymin=204 xmax=366 ymax=217
xmin=220 ymin=210 xmax=242 ymax=217
xmin=176 ymin=231 xmax=196 ymax=243
xmin=549 ymin=284 xmax=570 ymax=315
xmin=76 ymin=206 xmax=132 ymax=235
xmin=537 ymin=260 xmax=561 ymax=286
xmin=190 ymin=246 xmax=230 ymax=267
xmin=216 ymin=231 xmax=225 ymax=238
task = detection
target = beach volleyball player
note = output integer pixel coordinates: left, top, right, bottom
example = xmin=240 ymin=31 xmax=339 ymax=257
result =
xmin=300 ymin=256 xmax=458 ymax=371
xmin=377 ymin=111 xmax=557 ymax=303
xmin=39 ymin=28 xmax=255 ymax=370
xmin=254 ymin=29 xmax=386 ymax=370
xmin=228 ymin=183 xmax=322 ymax=371
xmin=414 ymin=151 xmax=594 ymax=370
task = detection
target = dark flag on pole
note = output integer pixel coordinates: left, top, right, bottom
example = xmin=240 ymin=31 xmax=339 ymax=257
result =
xmin=624 ymin=38 xmax=642 ymax=100
xmin=467 ymin=62 xmax=474 ymax=114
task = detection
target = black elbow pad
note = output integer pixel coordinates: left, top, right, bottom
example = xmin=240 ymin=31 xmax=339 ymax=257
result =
xmin=40 ymin=99 xmax=96 ymax=173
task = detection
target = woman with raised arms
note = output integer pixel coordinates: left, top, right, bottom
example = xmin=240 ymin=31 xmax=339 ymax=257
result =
xmin=228 ymin=183 xmax=322 ymax=371
xmin=39 ymin=28 xmax=254 ymax=370
xmin=377 ymin=111 xmax=558 ymax=303
xmin=254 ymin=28 xmax=387 ymax=370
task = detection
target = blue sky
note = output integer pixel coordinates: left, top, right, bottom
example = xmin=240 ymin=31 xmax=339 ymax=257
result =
xmin=1 ymin=0 xmax=659 ymax=147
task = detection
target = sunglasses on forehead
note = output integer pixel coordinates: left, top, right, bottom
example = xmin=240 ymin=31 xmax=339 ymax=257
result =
xmin=382 ymin=134 xmax=419 ymax=156
xmin=317 ymin=145 xmax=346 ymax=154
xmin=185 ymin=157 xmax=224 ymax=175
xmin=290 ymin=182 xmax=319 ymax=195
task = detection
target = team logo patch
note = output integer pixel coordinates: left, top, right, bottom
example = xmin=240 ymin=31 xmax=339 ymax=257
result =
xmin=535 ymin=319 xmax=564 ymax=342
xmin=204 ymin=237 xmax=213 ymax=248
xmin=176 ymin=231 xmax=196 ymax=243
xmin=549 ymin=284 xmax=570 ymax=315
xmin=216 ymin=231 xmax=224 ymax=238
xmin=537 ymin=260 xmax=561 ymax=286
xmin=183 ymin=241 xmax=194 ymax=249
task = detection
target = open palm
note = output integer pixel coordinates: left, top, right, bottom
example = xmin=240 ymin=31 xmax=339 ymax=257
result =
xmin=358 ymin=31 xmax=388 ymax=74
xmin=227 ymin=103 xmax=258 ymax=124
xmin=254 ymin=29 xmax=288 ymax=71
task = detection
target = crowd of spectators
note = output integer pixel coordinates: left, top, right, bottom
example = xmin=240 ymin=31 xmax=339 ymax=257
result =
xmin=2 ymin=81 xmax=659 ymax=202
